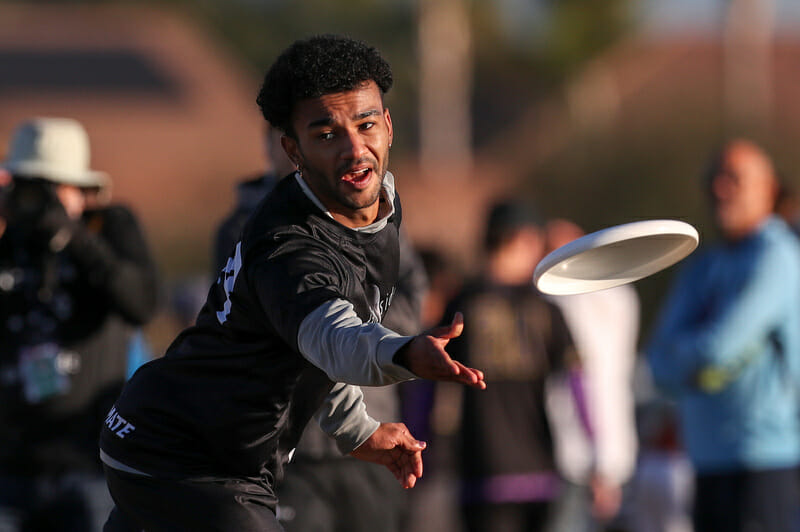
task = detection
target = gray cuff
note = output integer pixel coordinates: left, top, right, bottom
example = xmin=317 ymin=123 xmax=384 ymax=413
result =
xmin=377 ymin=335 xmax=418 ymax=381
xmin=336 ymin=417 xmax=380 ymax=455
xmin=315 ymin=383 xmax=382 ymax=455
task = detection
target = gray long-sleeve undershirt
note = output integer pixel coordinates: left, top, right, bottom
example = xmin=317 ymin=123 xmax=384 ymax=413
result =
xmin=299 ymin=298 xmax=417 ymax=453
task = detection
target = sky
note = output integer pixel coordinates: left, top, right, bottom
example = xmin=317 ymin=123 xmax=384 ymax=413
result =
xmin=639 ymin=0 xmax=800 ymax=37
xmin=494 ymin=0 xmax=800 ymax=42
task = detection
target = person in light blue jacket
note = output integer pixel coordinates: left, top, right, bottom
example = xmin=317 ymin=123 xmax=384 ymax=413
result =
xmin=647 ymin=139 xmax=800 ymax=532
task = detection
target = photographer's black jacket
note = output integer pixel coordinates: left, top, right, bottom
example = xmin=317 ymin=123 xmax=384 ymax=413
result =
xmin=0 ymin=203 xmax=158 ymax=475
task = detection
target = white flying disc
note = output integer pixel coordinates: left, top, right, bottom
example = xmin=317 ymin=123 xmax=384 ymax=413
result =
xmin=534 ymin=219 xmax=699 ymax=295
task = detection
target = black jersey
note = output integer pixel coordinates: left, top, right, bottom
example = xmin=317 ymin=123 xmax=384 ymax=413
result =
xmin=100 ymin=174 xmax=401 ymax=491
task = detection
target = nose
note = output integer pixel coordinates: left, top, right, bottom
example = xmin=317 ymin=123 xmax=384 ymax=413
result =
xmin=340 ymin=129 xmax=369 ymax=160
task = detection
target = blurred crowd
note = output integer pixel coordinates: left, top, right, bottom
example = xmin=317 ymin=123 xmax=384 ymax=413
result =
xmin=1 ymin=114 xmax=799 ymax=532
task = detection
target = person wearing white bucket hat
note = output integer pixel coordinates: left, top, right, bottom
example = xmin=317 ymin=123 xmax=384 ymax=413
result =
xmin=0 ymin=118 xmax=109 ymax=249
xmin=0 ymin=117 xmax=158 ymax=531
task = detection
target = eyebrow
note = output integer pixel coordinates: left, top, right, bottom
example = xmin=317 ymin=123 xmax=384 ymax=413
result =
xmin=307 ymin=109 xmax=382 ymax=129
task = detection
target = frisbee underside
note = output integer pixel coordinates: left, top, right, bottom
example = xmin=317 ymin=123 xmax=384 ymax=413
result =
xmin=534 ymin=220 xmax=699 ymax=295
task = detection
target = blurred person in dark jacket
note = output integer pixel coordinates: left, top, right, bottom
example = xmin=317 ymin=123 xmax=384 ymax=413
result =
xmin=445 ymin=200 xmax=585 ymax=532
xmin=213 ymin=122 xmax=295 ymax=272
xmin=0 ymin=118 xmax=158 ymax=531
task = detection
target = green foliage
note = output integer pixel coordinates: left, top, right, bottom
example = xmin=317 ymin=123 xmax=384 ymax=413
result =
xmin=545 ymin=0 xmax=632 ymax=76
xmin=471 ymin=0 xmax=633 ymax=87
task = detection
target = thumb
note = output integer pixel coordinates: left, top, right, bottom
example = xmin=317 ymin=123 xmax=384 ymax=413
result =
xmin=397 ymin=432 xmax=427 ymax=452
xmin=390 ymin=423 xmax=427 ymax=452
xmin=429 ymin=312 xmax=464 ymax=340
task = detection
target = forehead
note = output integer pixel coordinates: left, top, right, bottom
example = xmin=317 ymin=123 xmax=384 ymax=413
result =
xmin=712 ymin=146 xmax=777 ymax=195
xmin=719 ymin=144 xmax=768 ymax=175
xmin=291 ymin=81 xmax=384 ymax=130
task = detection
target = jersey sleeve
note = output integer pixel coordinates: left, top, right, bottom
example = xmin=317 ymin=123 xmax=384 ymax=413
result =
xmin=245 ymin=235 xmax=347 ymax=352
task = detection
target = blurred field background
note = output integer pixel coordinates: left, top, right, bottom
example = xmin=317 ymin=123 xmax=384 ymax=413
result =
xmin=1 ymin=0 xmax=798 ymax=351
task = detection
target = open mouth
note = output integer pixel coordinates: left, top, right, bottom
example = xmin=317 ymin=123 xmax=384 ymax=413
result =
xmin=341 ymin=167 xmax=373 ymax=189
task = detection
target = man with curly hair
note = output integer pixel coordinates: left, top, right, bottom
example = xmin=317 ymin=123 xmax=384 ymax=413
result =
xmin=99 ymin=35 xmax=485 ymax=531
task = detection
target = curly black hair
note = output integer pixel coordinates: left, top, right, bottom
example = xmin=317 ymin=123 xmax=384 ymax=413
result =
xmin=256 ymin=35 xmax=393 ymax=137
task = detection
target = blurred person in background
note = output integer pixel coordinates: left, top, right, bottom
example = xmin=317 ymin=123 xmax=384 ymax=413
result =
xmin=628 ymin=370 xmax=694 ymax=532
xmin=213 ymin=122 xmax=294 ymax=272
xmin=647 ymin=139 xmax=800 ymax=532
xmin=212 ymin=119 xmax=428 ymax=532
xmin=0 ymin=117 xmax=158 ymax=531
xmin=444 ymin=200 xmax=585 ymax=532
xmin=543 ymin=218 xmax=639 ymax=532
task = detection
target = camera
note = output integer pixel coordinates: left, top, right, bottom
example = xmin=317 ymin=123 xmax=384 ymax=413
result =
xmin=4 ymin=177 xmax=61 ymax=227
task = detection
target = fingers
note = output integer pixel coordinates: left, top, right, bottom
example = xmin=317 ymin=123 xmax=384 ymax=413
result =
xmin=452 ymin=360 xmax=484 ymax=382
xmin=385 ymin=449 xmax=423 ymax=489
xmin=420 ymin=338 xmax=486 ymax=389
xmin=393 ymin=426 xmax=426 ymax=480
xmin=449 ymin=360 xmax=487 ymax=389
xmin=349 ymin=423 xmax=428 ymax=489
xmin=398 ymin=450 xmax=423 ymax=488
xmin=374 ymin=424 xmax=425 ymax=489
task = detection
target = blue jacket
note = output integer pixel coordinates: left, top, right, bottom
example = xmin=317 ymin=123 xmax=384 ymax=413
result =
xmin=647 ymin=216 xmax=800 ymax=473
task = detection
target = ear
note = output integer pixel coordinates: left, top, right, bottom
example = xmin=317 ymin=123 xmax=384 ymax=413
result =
xmin=281 ymin=135 xmax=301 ymax=169
xmin=384 ymin=107 xmax=393 ymax=148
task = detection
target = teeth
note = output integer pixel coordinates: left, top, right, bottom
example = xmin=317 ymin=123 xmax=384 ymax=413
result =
xmin=344 ymin=168 xmax=370 ymax=181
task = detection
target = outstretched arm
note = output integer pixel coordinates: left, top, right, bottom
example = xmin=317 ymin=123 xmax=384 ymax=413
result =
xmin=298 ymin=301 xmax=486 ymax=389
xmin=350 ymin=422 xmax=427 ymax=489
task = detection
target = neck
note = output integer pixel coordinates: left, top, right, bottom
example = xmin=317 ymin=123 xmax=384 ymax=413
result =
xmin=487 ymin=254 xmax=536 ymax=286
xmin=294 ymin=172 xmax=388 ymax=229
xmin=329 ymin=203 xmax=381 ymax=228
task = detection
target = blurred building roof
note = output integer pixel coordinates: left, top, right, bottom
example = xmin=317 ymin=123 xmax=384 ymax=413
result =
xmin=478 ymin=34 xmax=800 ymax=185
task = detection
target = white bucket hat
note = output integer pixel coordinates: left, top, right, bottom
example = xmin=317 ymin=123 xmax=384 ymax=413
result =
xmin=1 ymin=117 xmax=109 ymax=188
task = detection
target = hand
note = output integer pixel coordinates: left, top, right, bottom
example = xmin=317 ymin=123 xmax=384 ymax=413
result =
xmin=350 ymin=422 xmax=426 ymax=489
xmin=36 ymin=202 xmax=74 ymax=252
xmin=397 ymin=313 xmax=486 ymax=389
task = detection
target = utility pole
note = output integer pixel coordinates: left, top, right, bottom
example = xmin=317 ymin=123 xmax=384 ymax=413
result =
xmin=723 ymin=0 xmax=775 ymax=133
xmin=417 ymin=0 xmax=473 ymax=179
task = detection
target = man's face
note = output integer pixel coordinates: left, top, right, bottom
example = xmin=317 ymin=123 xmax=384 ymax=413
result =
xmin=282 ymin=81 xmax=393 ymax=227
xmin=709 ymin=143 xmax=776 ymax=240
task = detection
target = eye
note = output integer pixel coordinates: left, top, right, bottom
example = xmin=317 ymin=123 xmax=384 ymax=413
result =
xmin=318 ymin=131 xmax=335 ymax=141
xmin=359 ymin=122 xmax=375 ymax=131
